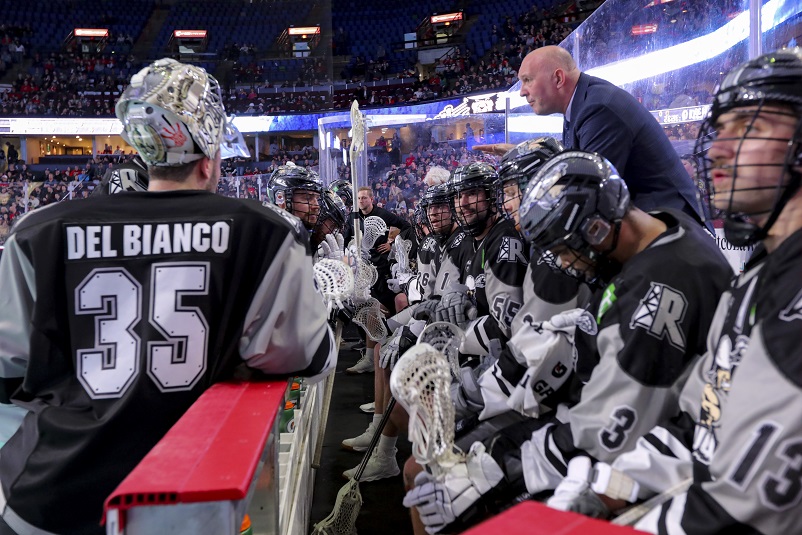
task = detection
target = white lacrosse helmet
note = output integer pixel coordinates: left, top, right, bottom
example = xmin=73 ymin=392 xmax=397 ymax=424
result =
xmin=115 ymin=58 xmax=250 ymax=167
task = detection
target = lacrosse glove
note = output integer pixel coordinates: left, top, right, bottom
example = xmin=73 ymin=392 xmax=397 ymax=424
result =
xmin=436 ymin=284 xmax=477 ymax=328
xmin=402 ymin=442 xmax=504 ymax=534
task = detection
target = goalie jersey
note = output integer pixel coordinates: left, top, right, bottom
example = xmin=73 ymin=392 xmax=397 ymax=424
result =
xmin=0 ymin=190 xmax=336 ymax=534
xmin=489 ymin=210 xmax=731 ymax=495
xmin=615 ymin=228 xmax=802 ymax=535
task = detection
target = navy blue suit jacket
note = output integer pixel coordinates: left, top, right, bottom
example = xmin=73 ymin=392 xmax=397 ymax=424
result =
xmin=563 ymin=73 xmax=709 ymax=228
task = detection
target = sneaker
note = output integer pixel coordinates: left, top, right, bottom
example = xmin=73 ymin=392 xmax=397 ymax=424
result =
xmin=350 ymin=340 xmax=366 ymax=351
xmin=342 ymin=448 xmax=400 ymax=482
xmin=359 ymin=401 xmax=375 ymax=414
xmin=346 ymin=353 xmax=374 ymax=375
xmin=341 ymin=421 xmax=377 ymax=452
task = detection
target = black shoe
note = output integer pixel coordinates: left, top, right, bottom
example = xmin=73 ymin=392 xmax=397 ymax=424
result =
xmin=351 ymin=340 xmax=366 ymax=351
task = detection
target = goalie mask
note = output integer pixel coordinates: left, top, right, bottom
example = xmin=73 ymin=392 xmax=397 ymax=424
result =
xmin=497 ymin=137 xmax=563 ymax=231
xmin=267 ymin=164 xmax=324 ymax=231
xmin=419 ymin=183 xmax=453 ymax=238
xmin=116 ymin=58 xmax=250 ymax=167
xmin=695 ymin=47 xmax=802 ymax=247
xmin=519 ymin=150 xmax=629 ymax=286
xmin=449 ymin=162 xmax=499 ymax=237
xmin=329 ymin=178 xmax=353 ymax=212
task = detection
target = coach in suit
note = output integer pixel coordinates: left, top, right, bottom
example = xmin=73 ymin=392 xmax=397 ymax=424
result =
xmin=477 ymin=46 xmax=709 ymax=229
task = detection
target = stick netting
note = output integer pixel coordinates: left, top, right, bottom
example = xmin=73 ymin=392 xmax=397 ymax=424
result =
xmin=390 ymin=343 xmax=465 ymax=476
xmin=313 ymin=259 xmax=355 ymax=313
xmin=415 ymin=322 xmax=465 ymax=384
xmin=310 ymin=478 xmax=362 ymax=535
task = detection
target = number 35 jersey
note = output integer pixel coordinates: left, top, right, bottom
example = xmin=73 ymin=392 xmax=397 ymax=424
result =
xmin=0 ymin=190 xmax=335 ymax=534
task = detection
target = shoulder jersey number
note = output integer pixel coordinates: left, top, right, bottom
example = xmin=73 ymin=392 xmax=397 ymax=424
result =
xmin=75 ymin=263 xmax=210 ymax=399
xmin=599 ymin=406 xmax=638 ymax=452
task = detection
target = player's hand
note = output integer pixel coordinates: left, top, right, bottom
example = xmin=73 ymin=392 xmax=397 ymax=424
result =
xmin=472 ymin=143 xmax=516 ymax=156
xmin=412 ymin=298 xmax=440 ymax=323
xmin=402 ymin=442 xmax=504 ymax=534
xmin=436 ymin=284 xmax=477 ymax=328
xmin=387 ymin=272 xmax=415 ymax=294
xmin=546 ymin=457 xmax=610 ymax=519
xmin=319 ymin=233 xmax=345 ymax=261
xmin=379 ymin=320 xmax=425 ymax=370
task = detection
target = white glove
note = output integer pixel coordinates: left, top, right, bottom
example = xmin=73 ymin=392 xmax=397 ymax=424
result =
xmin=402 ymin=442 xmax=504 ymax=534
xmin=379 ymin=319 xmax=426 ymax=369
xmin=387 ymin=271 xmax=416 ymax=294
xmin=318 ymin=232 xmax=345 ymax=261
xmin=547 ymin=457 xmax=609 ymax=519
xmin=435 ymin=284 xmax=477 ymax=328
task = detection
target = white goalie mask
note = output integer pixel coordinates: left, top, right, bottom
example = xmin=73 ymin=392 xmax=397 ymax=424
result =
xmin=115 ymin=58 xmax=250 ymax=166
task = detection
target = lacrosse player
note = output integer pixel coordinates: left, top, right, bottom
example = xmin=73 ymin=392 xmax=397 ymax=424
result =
xmin=0 ymin=58 xmax=336 ymax=534
xmin=550 ymin=48 xmax=802 ymax=535
xmin=402 ymin=150 xmax=731 ymax=534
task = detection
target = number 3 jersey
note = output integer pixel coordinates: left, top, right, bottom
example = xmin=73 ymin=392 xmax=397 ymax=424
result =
xmin=0 ymin=190 xmax=336 ymax=534
xmin=618 ymin=227 xmax=802 ymax=535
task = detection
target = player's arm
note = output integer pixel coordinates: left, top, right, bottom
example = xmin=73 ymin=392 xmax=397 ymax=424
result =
xmin=0 ymin=233 xmax=34 ymax=443
xmin=239 ymin=231 xmax=336 ymax=383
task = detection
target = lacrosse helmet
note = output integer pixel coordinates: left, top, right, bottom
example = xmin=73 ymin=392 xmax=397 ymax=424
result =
xmin=115 ymin=58 xmax=249 ymax=167
xmin=419 ymin=183 xmax=453 ymax=238
xmin=518 ymin=150 xmax=629 ymax=286
xmin=497 ymin=137 xmax=563 ymax=229
xmin=267 ymin=164 xmax=325 ymax=231
xmin=695 ymin=47 xmax=802 ymax=247
xmin=449 ymin=161 xmax=499 ymax=236
xmin=329 ymin=178 xmax=353 ymax=211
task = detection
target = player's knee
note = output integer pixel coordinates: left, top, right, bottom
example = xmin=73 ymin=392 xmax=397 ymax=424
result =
xmin=403 ymin=455 xmax=423 ymax=491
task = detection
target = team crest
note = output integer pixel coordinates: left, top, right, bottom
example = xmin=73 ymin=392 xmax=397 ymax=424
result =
xmin=421 ymin=237 xmax=438 ymax=252
xmin=497 ymin=236 xmax=528 ymax=264
xmin=450 ymin=232 xmax=465 ymax=249
xmin=629 ymin=283 xmax=688 ymax=349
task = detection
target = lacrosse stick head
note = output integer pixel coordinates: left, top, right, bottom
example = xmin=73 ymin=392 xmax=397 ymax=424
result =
xmin=352 ymin=260 xmax=378 ymax=299
xmin=313 ymin=259 xmax=355 ymax=313
xmin=388 ymin=237 xmax=413 ymax=273
xmin=352 ymin=297 xmax=388 ymax=342
xmin=390 ymin=343 xmax=464 ymax=474
xmin=416 ymin=322 xmax=465 ymax=383
xmin=311 ymin=478 xmax=361 ymax=535
xmin=349 ymin=100 xmax=365 ymax=154
xmin=361 ymin=216 xmax=388 ymax=251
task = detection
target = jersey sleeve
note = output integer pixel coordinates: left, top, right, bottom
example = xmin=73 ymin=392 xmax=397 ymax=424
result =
xmin=239 ymin=232 xmax=337 ymax=383
xmin=483 ymin=229 xmax=527 ymax=338
xmin=0 ymin=234 xmax=34 ymax=442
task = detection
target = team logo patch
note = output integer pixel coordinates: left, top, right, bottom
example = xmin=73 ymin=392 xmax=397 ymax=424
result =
xmin=779 ymin=288 xmax=802 ymax=322
xmin=630 ymin=283 xmax=688 ymax=350
xmin=497 ymin=236 xmax=528 ymax=264
xmin=421 ymin=237 xmax=438 ymax=252
xmin=575 ymin=310 xmax=597 ymax=335
xmin=450 ymin=232 xmax=465 ymax=249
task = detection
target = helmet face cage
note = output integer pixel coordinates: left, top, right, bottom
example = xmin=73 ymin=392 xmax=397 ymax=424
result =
xmin=330 ymin=179 xmax=353 ymax=211
xmin=694 ymin=48 xmax=802 ymax=247
xmin=518 ymin=151 xmax=629 ymax=286
xmin=413 ymin=205 xmax=430 ymax=241
xmin=497 ymin=137 xmax=564 ymax=227
xmin=449 ymin=162 xmax=499 ymax=237
xmin=312 ymin=190 xmax=347 ymax=247
xmin=268 ymin=165 xmax=325 ymax=231
xmin=420 ymin=184 xmax=453 ymax=238
xmin=116 ymin=58 xmax=249 ymax=167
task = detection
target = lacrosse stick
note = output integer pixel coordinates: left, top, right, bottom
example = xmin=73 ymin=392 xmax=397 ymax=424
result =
xmin=390 ymin=343 xmax=465 ymax=476
xmin=610 ymin=477 xmax=693 ymax=526
xmin=361 ymin=216 xmax=388 ymax=252
xmin=314 ymin=259 xmax=356 ymax=314
xmin=351 ymin=258 xmax=378 ymax=300
xmin=312 ymin=321 xmax=342 ymax=469
xmin=415 ymin=322 xmax=465 ymax=385
xmin=352 ymin=297 xmax=388 ymax=343
xmin=311 ymin=397 xmax=397 ymax=535
xmin=349 ymin=100 xmax=365 ymax=250
xmin=388 ymin=237 xmax=413 ymax=274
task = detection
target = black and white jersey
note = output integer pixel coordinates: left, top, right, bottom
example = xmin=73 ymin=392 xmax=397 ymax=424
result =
xmin=0 ymin=190 xmax=336 ymax=534
xmin=433 ymin=229 xmax=471 ymax=299
xmin=620 ymin=228 xmax=802 ymax=535
xmin=477 ymin=253 xmax=586 ymax=421
xmin=514 ymin=210 xmax=732 ymax=494
xmin=461 ymin=218 xmax=528 ymax=337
